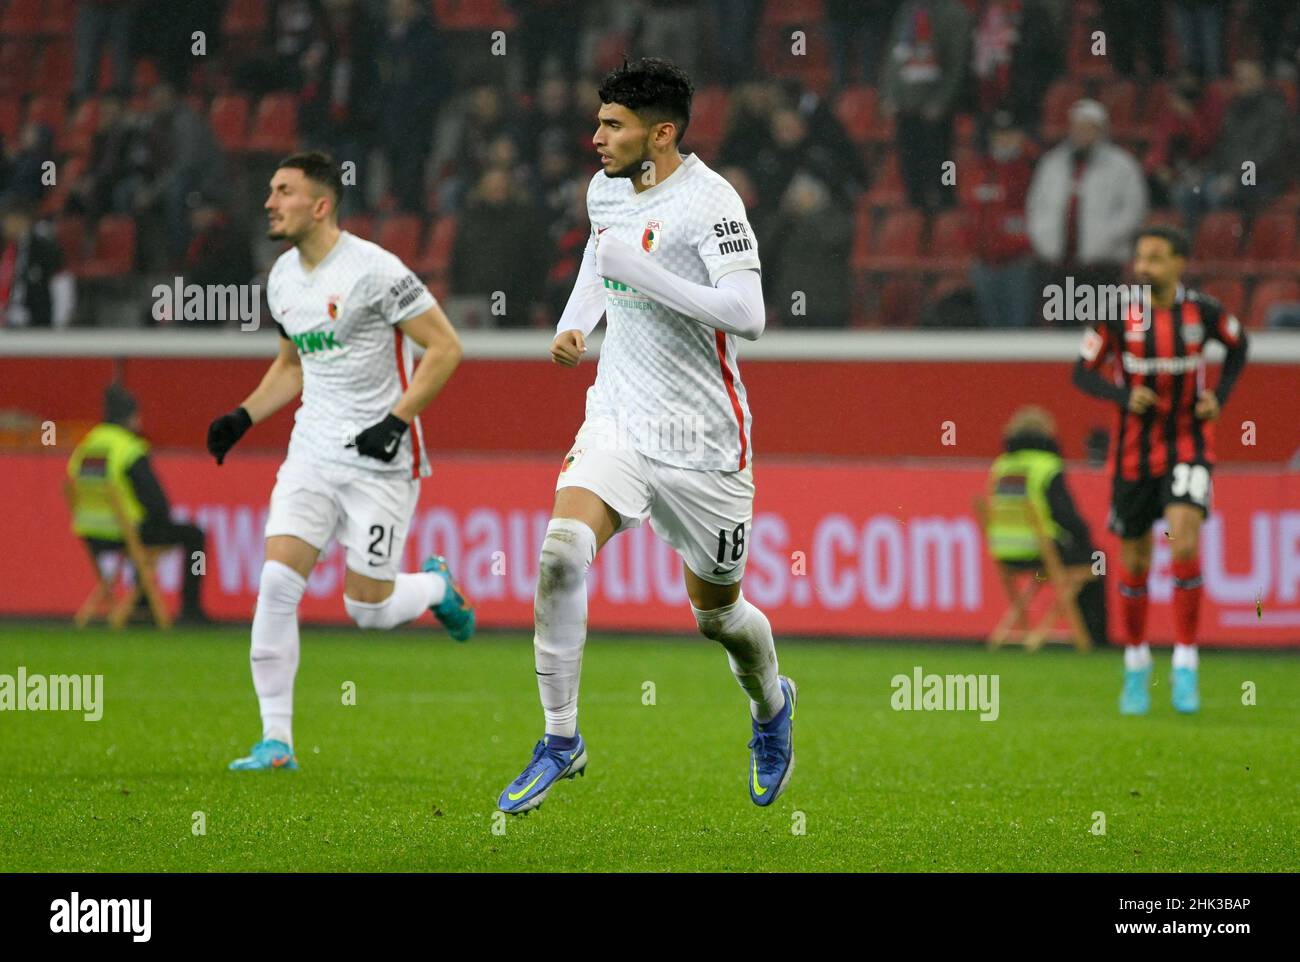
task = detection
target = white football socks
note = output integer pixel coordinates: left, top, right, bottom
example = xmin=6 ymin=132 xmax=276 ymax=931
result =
xmin=533 ymin=518 xmax=597 ymax=738
xmin=693 ymin=591 xmax=785 ymax=723
xmin=250 ymin=560 xmax=307 ymax=746
xmin=1124 ymin=642 xmax=1152 ymax=671
xmin=344 ymin=571 xmax=446 ymax=629
xmin=1172 ymin=644 xmax=1199 ymax=670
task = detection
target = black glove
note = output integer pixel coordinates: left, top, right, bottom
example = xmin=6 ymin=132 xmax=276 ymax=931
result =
xmin=207 ymin=407 xmax=253 ymax=465
xmin=349 ymin=413 xmax=408 ymax=462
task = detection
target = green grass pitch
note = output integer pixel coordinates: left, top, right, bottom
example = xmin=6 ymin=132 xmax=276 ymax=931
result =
xmin=1 ymin=623 xmax=1297 ymax=872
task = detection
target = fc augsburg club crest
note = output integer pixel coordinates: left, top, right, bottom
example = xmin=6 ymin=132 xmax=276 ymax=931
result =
xmin=327 ymin=294 xmax=341 ymax=320
xmin=642 ymin=220 xmax=662 ymax=253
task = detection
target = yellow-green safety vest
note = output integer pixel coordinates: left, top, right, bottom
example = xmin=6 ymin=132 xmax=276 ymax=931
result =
xmin=67 ymin=422 xmax=150 ymax=540
xmin=985 ymin=447 xmax=1068 ymax=562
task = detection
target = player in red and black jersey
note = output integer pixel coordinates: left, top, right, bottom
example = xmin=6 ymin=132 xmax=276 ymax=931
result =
xmin=1072 ymin=225 xmax=1248 ymax=716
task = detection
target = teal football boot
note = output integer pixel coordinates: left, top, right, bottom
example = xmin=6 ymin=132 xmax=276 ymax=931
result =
xmin=229 ymin=738 xmax=298 ymax=771
xmin=423 ymin=555 xmax=475 ymax=641
xmin=1171 ymin=666 xmax=1200 ymax=714
xmin=1120 ymin=665 xmax=1151 ymax=715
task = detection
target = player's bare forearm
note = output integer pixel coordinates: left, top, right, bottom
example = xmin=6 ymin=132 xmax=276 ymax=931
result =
xmin=241 ymin=339 xmax=303 ymax=423
xmin=392 ymin=305 xmax=463 ymax=422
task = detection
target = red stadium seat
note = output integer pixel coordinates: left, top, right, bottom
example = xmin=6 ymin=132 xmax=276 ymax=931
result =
xmin=94 ymin=49 xmax=127 ymax=93
xmin=1041 ymin=78 xmax=1083 ymax=142
xmin=209 ymin=94 xmax=250 ymax=152
xmin=1192 ymin=211 xmax=1243 ymax=272
xmin=1099 ymin=80 xmax=1138 ymax=139
xmin=340 ymin=215 xmax=375 ymax=241
xmin=849 ymin=196 xmax=873 ymax=270
xmin=687 ymin=86 xmax=728 ymax=159
xmin=856 ymin=209 xmax=924 ymax=272
xmin=54 ymin=216 xmax=88 ymax=274
xmin=0 ymin=42 xmax=35 ymax=96
xmin=1198 ymin=276 xmax=1245 ymax=321
xmin=223 ymin=0 xmax=268 ymax=37
xmin=1141 ymin=81 xmax=1170 ymax=127
xmin=1242 ymin=212 xmax=1297 ymax=272
xmin=246 ymin=94 xmax=299 ymax=154
xmin=134 ymin=58 xmax=160 ymax=92
xmin=1274 ymin=79 xmax=1298 ymax=114
xmin=34 ymin=41 xmax=74 ymax=96
xmin=376 ymin=215 xmax=422 ymax=266
xmin=1247 ymin=278 xmax=1300 ymax=329
xmin=1 ymin=0 xmax=44 ymax=37
xmin=64 ymin=98 xmax=100 ymax=156
xmin=878 ymin=276 xmax=922 ymax=327
xmin=79 ymin=216 xmax=137 ymax=280
xmin=415 ymin=215 xmax=458 ymax=279
xmin=759 ymin=0 xmax=824 ymax=25
xmin=954 ymin=112 xmax=977 ymax=149
xmin=929 ymin=209 xmax=974 ymax=272
xmin=864 ymin=151 xmax=904 ymax=208
xmin=1143 ymin=209 xmax=1185 ymax=230
xmin=433 ymin=0 xmax=518 ymax=30
xmin=40 ymin=0 xmax=76 ymax=35
xmin=833 ymin=85 xmax=877 ymax=145
xmin=956 ymin=153 xmax=988 ymax=206
xmin=43 ymin=154 xmax=86 ymax=216
xmin=24 ymin=94 xmax=67 ymax=134
xmin=0 ymin=96 xmax=21 ymax=141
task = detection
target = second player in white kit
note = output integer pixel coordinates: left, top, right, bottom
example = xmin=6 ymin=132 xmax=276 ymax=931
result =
xmin=497 ymin=58 xmax=797 ymax=814
xmin=206 ymin=152 xmax=475 ymax=773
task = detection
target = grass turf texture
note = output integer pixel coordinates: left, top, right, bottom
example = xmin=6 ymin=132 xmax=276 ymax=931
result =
xmin=1 ymin=624 xmax=1297 ymax=872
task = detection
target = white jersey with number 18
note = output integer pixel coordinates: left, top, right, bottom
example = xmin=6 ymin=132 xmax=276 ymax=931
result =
xmin=266 ymin=230 xmax=435 ymax=479
xmin=585 ymin=152 xmax=761 ymax=472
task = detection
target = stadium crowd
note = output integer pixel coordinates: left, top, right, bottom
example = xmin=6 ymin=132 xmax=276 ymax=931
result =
xmin=1 ymin=0 xmax=1299 ymax=330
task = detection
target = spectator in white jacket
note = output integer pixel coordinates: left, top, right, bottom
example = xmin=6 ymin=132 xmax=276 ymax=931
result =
xmin=1026 ymin=99 xmax=1147 ymax=325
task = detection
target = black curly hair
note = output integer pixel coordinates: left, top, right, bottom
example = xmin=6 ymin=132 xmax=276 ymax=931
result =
xmin=596 ymin=57 xmax=695 ymax=146
xmin=1135 ymin=225 xmax=1190 ymax=258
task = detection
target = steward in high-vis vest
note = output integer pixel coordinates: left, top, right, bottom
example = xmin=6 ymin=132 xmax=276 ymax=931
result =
xmin=986 ymin=405 xmax=1107 ymax=646
xmin=68 ymin=384 xmax=212 ymax=623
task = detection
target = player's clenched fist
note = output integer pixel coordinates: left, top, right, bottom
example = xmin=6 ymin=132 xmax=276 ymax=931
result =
xmin=551 ymin=329 xmax=587 ymax=367
xmin=1126 ymin=385 xmax=1159 ymax=415
xmin=349 ymin=413 xmax=408 ymax=462
xmin=207 ymin=407 xmax=252 ymax=465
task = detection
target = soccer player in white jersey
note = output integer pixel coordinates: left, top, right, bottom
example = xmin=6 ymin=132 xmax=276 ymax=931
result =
xmin=205 ymin=152 xmax=475 ymax=772
xmin=497 ymin=59 xmax=795 ymax=814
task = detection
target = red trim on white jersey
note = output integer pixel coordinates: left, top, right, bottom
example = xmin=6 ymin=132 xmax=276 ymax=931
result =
xmin=393 ymin=329 xmax=424 ymax=479
xmin=713 ymin=330 xmax=747 ymax=470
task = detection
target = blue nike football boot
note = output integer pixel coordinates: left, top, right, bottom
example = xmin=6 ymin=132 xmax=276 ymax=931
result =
xmin=749 ymin=675 xmax=797 ymax=806
xmin=497 ymin=733 xmax=587 ymax=814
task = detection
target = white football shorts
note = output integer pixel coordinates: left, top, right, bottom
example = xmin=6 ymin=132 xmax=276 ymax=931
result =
xmin=264 ymin=458 xmax=418 ymax=580
xmin=554 ymin=419 xmax=755 ymax=585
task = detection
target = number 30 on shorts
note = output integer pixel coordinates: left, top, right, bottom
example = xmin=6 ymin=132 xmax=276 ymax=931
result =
xmin=1170 ymin=463 xmax=1210 ymax=505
